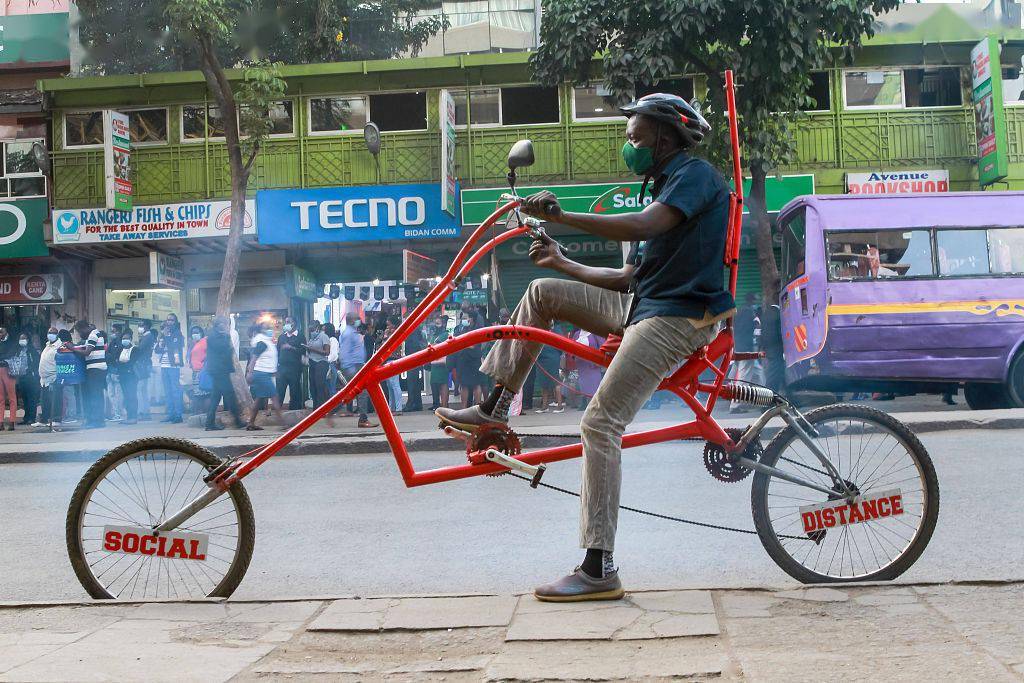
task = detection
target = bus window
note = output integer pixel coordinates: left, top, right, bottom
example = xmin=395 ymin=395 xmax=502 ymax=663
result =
xmin=937 ymin=229 xmax=989 ymax=276
xmin=989 ymin=228 xmax=1024 ymax=274
xmin=780 ymin=208 xmax=806 ymax=284
xmin=826 ymin=230 xmax=933 ymax=280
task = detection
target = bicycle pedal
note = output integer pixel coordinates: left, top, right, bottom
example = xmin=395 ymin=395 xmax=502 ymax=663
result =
xmin=530 ymin=464 xmax=547 ymax=489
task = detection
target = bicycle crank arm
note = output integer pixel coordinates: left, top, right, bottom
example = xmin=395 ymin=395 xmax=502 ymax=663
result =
xmin=484 ymin=448 xmax=547 ymax=488
xmin=154 ymin=487 xmax=225 ymax=533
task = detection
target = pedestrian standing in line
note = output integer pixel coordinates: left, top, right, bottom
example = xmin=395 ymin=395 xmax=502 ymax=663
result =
xmin=104 ymin=322 xmax=125 ymax=422
xmin=426 ymin=315 xmax=450 ymax=410
xmin=381 ymin=316 xmax=405 ymax=414
xmin=135 ymin=320 xmax=156 ymax=421
xmin=70 ymin=320 xmax=107 ymax=429
xmin=574 ymin=330 xmax=605 ymax=412
xmin=276 ymin=316 xmax=305 ymax=411
xmin=337 ymin=314 xmax=377 ymax=428
xmin=56 ymin=329 xmax=80 ymax=422
xmin=730 ymin=292 xmax=761 ymax=414
xmin=188 ymin=325 xmax=209 ymax=416
xmin=116 ymin=330 xmax=141 ymax=424
xmin=245 ymin=321 xmax=284 ymax=431
xmin=155 ymin=314 xmax=185 ymax=423
xmin=204 ymin=316 xmax=242 ymax=431
xmin=404 ymin=322 xmax=425 ymax=412
xmin=535 ymin=335 xmax=564 ymax=414
xmin=0 ymin=327 xmax=19 ymax=430
xmin=37 ymin=327 xmax=61 ymax=428
xmin=305 ymin=320 xmax=330 ymax=408
xmin=13 ymin=332 xmax=41 ymax=426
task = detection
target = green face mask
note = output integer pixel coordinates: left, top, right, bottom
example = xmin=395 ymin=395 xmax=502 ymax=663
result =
xmin=621 ymin=141 xmax=654 ymax=175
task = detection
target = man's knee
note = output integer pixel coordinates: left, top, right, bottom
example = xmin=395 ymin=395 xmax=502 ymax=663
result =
xmin=580 ymin=402 xmax=614 ymax=441
xmin=524 ymin=278 xmax=562 ymax=314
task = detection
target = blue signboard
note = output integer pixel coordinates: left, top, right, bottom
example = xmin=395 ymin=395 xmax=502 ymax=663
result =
xmin=256 ymin=183 xmax=461 ymax=245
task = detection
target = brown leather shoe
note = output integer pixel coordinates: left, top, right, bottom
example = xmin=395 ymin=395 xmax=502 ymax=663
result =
xmin=534 ymin=569 xmax=625 ymax=602
xmin=435 ymin=405 xmax=505 ymax=432
xmin=358 ymin=419 xmax=378 ymax=428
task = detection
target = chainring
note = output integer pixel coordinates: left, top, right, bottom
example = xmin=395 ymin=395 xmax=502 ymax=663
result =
xmin=469 ymin=423 xmax=522 ymax=477
xmin=704 ymin=427 xmax=762 ymax=483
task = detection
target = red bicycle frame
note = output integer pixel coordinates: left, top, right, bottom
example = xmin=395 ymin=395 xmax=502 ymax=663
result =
xmin=216 ymin=70 xmax=747 ymax=491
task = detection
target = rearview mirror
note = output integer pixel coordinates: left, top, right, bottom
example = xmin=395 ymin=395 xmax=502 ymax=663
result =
xmin=507 ymin=139 xmax=535 ymax=170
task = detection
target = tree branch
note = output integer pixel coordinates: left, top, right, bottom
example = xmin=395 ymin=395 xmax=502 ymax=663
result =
xmin=242 ymin=139 xmax=260 ymax=176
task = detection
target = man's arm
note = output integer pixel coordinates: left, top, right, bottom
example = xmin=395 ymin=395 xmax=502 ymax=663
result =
xmin=522 ymin=190 xmax=682 ymax=242
xmin=528 ymin=232 xmax=635 ymax=292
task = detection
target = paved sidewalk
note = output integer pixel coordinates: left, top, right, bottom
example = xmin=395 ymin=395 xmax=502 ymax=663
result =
xmin=0 ymin=581 xmax=1021 ymax=681
xmin=2 ymin=399 xmax=1023 ymax=464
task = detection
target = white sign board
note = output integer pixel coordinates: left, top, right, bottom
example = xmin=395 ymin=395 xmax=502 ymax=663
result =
xmin=103 ymin=110 xmax=131 ymax=211
xmin=846 ymin=170 xmax=949 ymax=195
xmin=439 ymin=88 xmax=457 ymax=217
xmin=52 ymin=199 xmax=256 ymax=244
xmin=149 ymin=251 xmax=185 ymax=289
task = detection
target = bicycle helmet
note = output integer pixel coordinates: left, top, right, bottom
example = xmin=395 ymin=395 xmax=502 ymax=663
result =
xmin=620 ymin=93 xmax=711 ymax=148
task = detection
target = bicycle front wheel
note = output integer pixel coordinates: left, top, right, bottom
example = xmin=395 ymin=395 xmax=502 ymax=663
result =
xmin=66 ymin=437 xmax=255 ymax=600
xmin=751 ymin=404 xmax=939 ymax=583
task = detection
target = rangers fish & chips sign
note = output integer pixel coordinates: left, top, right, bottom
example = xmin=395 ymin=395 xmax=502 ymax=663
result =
xmin=846 ymin=170 xmax=949 ymax=195
xmin=52 ymin=199 xmax=256 ymax=244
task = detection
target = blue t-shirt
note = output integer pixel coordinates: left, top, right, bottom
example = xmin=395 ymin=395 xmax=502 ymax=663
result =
xmin=625 ymin=152 xmax=734 ymax=325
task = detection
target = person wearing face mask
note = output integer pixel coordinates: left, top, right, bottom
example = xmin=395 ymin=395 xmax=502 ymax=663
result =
xmin=304 ymin=320 xmax=330 ymax=409
xmin=38 ymin=327 xmax=62 ymax=428
xmin=135 ymin=319 xmax=156 ymax=420
xmin=188 ymin=325 xmax=209 ymax=416
xmin=204 ymin=316 xmax=243 ymax=431
xmin=70 ymin=320 xmax=107 ymax=429
xmin=104 ymin=322 xmax=125 ymax=422
xmin=116 ymin=331 xmax=141 ymax=424
xmin=437 ymin=93 xmax=734 ymax=602
xmin=12 ymin=333 xmax=40 ymax=426
xmin=244 ymin=321 xmax=284 ymax=430
xmin=275 ymin=316 xmax=305 ymax=411
xmin=0 ymin=327 xmax=18 ymax=430
xmin=154 ymin=313 xmax=185 ymax=424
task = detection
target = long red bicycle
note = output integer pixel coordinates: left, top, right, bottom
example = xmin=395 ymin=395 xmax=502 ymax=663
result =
xmin=66 ymin=73 xmax=939 ymax=599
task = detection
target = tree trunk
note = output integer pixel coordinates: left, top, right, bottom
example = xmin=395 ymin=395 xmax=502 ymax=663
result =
xmin=747 ymin=161 xmax=780 ymax=306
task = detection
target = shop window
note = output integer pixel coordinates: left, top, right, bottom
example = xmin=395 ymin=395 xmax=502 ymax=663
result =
xmin=904 ymin=67 xmax=962 ymax=107
xmin=637 ymin=77 xmax=695 ymax=102
xmin=309 ymin=96 xmax=368 ymax=134
xmin=64 ymin=111 xmax=105 ymax=147
xmin=843 ymin=70 xmax=904 ymax=109
xmin=572 ymin=85 xmax=620 ymax=121
xmin=182 ymin=104 xmax=225 ymax=141
xmin=936 ymin=229 xmax=989 ymax=276
xmin=1003 ymin=67 xmax=1024 ymax=105
xmin=128 ymin=108 xmax=168 ymax=144
xmin=240 ymin=100 xmax=294 ymax=137
xmin=826 ymin=230 xmax=933 ymax=280
xmin=450 ymin=88 xmax=500 ymax=126
xmin=501 ymin=86 xmax=560 ymax=125
xmin=802 ymin=72 xmax=831 ymax=111
xmin=0 ymin=139 xmax=46 ymax=199
xmin=369 ymin=92 xmax=427 ymax=132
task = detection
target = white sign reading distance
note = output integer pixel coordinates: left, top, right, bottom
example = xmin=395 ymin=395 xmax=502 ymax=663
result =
xmin=51 ymin=199 xmax=256 ymax=244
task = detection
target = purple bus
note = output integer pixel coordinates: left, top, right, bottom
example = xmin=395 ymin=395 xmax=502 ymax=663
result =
xmin=778 ymin=192 xmax=1024 ymax=409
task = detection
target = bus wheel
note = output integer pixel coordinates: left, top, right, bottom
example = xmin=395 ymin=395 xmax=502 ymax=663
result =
xmin=1008 ymin=354 xmax=1024 ymax=408
xmin=963 ymin=382 xmax=1013 ymax=410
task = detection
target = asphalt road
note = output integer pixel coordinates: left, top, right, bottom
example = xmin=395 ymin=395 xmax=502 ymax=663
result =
xmin=2 ymin=429 xmax=1021 ymax=601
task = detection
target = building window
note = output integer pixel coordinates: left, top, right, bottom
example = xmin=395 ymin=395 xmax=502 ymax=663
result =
xmin=127 ymin=108 xmax=168 ymax=144
xmin=826 ymin=230 xmax=933 ymax=280
xmin=240 ymin=100 xmax=294 ymax=137
xmin=368 ymin=92 xmax=427 ymax=132
xmin=843 ymin=70 xmax=904 ymax=109
xmin=802 ymin=72 xmax=831 ymax=111
xmin=182 ymin=104 xmax=225 ymax=141
xmin=64 ymin=111 xmax=105 ymax=147
xmin=309 ymin=96 xmax=368 ymax=134
xmin=904 ymin=67 xmax=962 ymax=107
xmin=501 ymin=86 xmax=560 ymax=125
xmin=450 ymin=88 xmax=501 ymax=126
xmin=572 ymin=85 xmax=620 ymax=121
xmin=989 ymin=228 xmax=1024 ymax=274
xmin=936 ymin=229 xmax=990 ymax=276
xmin=637 ymin=77 xmax=695 ymax=102
xmin=1003 ymin=67 xmax=1024 ymax=105
xmin=1 ymin=138 xmax=46 ymax=198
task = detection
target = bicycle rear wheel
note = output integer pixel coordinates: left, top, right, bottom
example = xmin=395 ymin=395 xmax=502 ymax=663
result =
xmin=66 ymin=437 xmax=255 ymax=600
xmin=751 ymin=404 xmax=938 ymax=583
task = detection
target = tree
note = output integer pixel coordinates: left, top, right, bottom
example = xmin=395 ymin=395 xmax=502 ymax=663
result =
xmin=531 ymin=0 xmax=901 ymax=308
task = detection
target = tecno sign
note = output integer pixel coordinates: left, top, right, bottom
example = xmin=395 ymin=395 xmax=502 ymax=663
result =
xmin=846 ymin=170 xmax=949 ymax=195
xmin=289 ymin=197 xmax=426 ymax=230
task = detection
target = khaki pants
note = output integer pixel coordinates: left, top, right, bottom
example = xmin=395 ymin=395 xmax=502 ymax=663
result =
xmin=481 ymin=278 xmax=715 ymax=551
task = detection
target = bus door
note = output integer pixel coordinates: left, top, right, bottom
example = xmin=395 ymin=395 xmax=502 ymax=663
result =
xmin=779 ymin=206 xmax=827 ymax=373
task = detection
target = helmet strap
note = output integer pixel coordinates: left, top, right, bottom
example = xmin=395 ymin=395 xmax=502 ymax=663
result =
xmin=638 ymin=122 xmax=666 ymax=204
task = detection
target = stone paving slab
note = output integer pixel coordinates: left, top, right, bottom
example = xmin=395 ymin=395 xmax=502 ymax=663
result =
xmin=307 ymin=595 xmax=517 ymax=632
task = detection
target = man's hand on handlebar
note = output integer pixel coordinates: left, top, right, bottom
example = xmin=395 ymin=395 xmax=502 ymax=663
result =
xmin=522 ymin=190 xmax=562 ymax=220
xmin=528 ymin=230 xmax=565 ymax=270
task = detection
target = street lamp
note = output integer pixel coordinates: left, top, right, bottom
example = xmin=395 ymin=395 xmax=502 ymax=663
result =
xmin=364 ymin=122 xmax=381 ymax=183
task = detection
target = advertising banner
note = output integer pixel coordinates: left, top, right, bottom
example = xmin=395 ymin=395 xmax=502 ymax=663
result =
xmin=846 ymin=170 xmax=949 ymax=195
xmin=104 ymin=111 xmax=132 ymax=211
xmin=285 ymin=266 xmax=318 ymax=300
xmin=0 ymin=197 xmax=48 ymax=257
xmin=439 ymin=89 xmax=458 ymax=217
xmin=971 ymin=35 xmax=1009 ymax=187
xmin=461 ymin=175 xmax=814 ymax=225
xmin=52 ymin=199 xmax=256 ymax=245
xmin=256 ymin=183 xmax=461 ymax=245
xmin=148 ymin=251 xmax=185 ymax=289
xmin=0 ymin=274 xmax=63 ymax=305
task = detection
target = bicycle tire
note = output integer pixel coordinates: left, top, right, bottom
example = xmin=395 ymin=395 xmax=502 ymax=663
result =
xmin=66 ymin=437 xmax=256 ymax=600
xmin=751 ymin=403 xmax=939 ymax=584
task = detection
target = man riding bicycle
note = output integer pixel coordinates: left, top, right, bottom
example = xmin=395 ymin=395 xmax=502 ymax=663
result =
xmin=437 ymin=93 xmax=736 ymax=601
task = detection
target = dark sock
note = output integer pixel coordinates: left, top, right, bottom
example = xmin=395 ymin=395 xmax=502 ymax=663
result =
xmin=479 ymin=384 xmax=515 ymax=420
xmin=580 ymin=548 xmax=607 ymax=579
